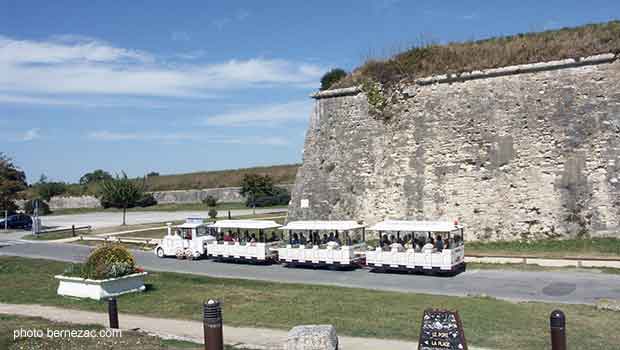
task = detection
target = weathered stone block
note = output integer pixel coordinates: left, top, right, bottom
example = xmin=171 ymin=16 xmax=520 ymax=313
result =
xmin=286 ymin=325 xmax=338 ymax=350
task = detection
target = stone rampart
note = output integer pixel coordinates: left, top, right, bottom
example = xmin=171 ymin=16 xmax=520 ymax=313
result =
xmin=289 ymin=54 xmax=620 ymax=240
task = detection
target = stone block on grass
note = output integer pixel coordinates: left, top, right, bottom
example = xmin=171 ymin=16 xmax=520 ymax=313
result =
xmin=286 ymin=324 xmax=338 ymax=350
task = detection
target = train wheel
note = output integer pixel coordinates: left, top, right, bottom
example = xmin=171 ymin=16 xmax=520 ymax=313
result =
xmin=175 ymin=249 xmax=184 ymax=259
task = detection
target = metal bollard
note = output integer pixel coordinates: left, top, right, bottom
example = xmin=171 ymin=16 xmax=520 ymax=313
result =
xmin=203 ymin=299 xmax=223 ymax=350
xmin=108 ymin=297 xmax=119 ymax=329
xmin=550 ymin=310 xmax=566 ymax=350
xmin=72 ymin=225 xmax=76 ymax=237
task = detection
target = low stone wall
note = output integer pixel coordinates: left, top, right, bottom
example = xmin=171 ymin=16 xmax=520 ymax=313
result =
xmin=17 ymin=184 xmax=294 ymax=209
xmin=150 ymin=187 xmax=244 ymax=204
xmin=49 ymin=196 xmax=102 ymax=209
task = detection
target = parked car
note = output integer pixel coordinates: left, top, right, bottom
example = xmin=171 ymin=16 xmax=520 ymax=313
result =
xmin=0 ymin=213 xmax=33 ymax=230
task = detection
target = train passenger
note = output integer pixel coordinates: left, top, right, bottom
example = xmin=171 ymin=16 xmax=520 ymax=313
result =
xmin=223 ymin=231 xmax=233 ymax=242
xmin=334 ymin=232 xmax=341 ymax=245
xmin=299 ymin=233 xmax=307 ymax=245
xmin=321 ymin=233 xmax=329 ymax=245
xmin=422 ymin=238 xmax=435 ymax=252
xmin=269 ymin=232 xmax=278 ymax=242
xmin=250 ymin=233 xmax=257 ymax=243
xmin=436 ymin=235 xmax=444 ymax=252
xmin=414 ymin=238 xmax=423 ymax=252
xmin=381 ymin=234 xmax=391 ymax=247
xmin=291 ymin=233 xmax=300 ymax=245
xmin=328 ymin=232 xmax=335 ymax=242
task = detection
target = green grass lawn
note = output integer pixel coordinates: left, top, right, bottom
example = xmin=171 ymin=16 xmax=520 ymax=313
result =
xmin=0 ymin=314 xmax=243 ymax=350
xmin=467 ymin=237 xmax=620 ymax=258
xmin=1 ymin=256 xmax=619 ymax=350
xmin=49 ymin=202 xmax=286 ymax=216
xmin=22 ymin=229 xmax=88 ymax=241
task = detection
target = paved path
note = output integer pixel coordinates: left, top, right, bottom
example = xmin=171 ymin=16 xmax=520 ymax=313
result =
xmin=0 ymin=303 xmax=492 ymax=350
xmin=1 ymin=241 xmax=619 ymax=305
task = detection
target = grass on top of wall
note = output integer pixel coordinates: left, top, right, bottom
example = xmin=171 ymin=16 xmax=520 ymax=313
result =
xmin=335 ymin=20 xmax=620 ymax=88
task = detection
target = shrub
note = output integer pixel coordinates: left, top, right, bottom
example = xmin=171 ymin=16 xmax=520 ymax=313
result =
xmin=81 ymin=244 xmax=136 ymax=280
xmin=79 ymin=169 xmax=113 ymax=185
xmin=35 ymin=181 xmax=67 ymax=201
xmin=203 ymin=195 xmax=218 ymax=207
xmin=320 ymin=68 xmax=347 ymax=90
xmin=136 ymin=193 xmax=157 ymax=207
xmin=23 ymin=199 xmax=51 ymax=215
xmin=208 ymin=208 xmax=218 ymax=220
xmin=251 ymin=187 xmax=291 ymax=207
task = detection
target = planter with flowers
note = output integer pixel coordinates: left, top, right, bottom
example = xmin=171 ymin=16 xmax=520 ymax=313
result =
xmin=55 ymin=244 xmax=147 ymax=300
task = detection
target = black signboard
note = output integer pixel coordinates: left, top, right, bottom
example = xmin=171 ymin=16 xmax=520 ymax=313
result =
xmin=418 ymin=309 xmax=467 ymax=350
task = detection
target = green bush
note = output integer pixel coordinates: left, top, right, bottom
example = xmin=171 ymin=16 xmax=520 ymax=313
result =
xmin=136 ymin=193 xmax=157 ymax=207
xmin=23 ymin=199 xmax=51 ymax=215
xmin=250 ymin=187 xmax=291 ymax=207
xmin=320 ymin=68 xmax=347 ymax=90
xmin=81 ymin=244 xmax=136 ymax=280
xmin=35 ymin=181 xmax=67 ymax=201
xmin=203 ymin=195 xmax=218 ymax=207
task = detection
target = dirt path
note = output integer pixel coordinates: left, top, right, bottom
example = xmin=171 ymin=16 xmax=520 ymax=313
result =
xmin=0 ymin=302 xmax=491 ymax=350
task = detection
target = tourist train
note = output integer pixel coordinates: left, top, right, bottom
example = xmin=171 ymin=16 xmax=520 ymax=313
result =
xmin=154 ymin=217 xmax=466 ymax=275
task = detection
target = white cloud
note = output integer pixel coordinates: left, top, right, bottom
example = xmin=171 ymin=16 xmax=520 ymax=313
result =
xmin=21 ymin=128 xmax=40 ymax=141
xmin=204 ymin=100 xmax=312 ymax=127
xmin=0 ymin=35 xmax=151 ymax=64
xmin=88 ymin=130 xmax=288 ymax=146
xmin=0 ymin=35 xmax=324 ymax=100
xmin=0 ymin=93 xmax=172 ymax=109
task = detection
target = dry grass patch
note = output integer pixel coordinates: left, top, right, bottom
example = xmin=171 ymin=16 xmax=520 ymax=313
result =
xmin=336 ymin=20 xmax=620 ymax=88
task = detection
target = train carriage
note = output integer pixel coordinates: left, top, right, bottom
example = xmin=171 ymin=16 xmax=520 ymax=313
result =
xmin=278 ymin=220 xmax=366 ymax=268
xmin=365 ymin=220 xmax=465 ymax=274
xmin=206 ymin=220 xmax=282 ymax=263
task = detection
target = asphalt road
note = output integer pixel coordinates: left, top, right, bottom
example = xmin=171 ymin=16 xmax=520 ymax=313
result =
xmin=1 ymin=240 xmax=619 ymax=305
xmin=41 ymin=208 xmax=286 ymax=229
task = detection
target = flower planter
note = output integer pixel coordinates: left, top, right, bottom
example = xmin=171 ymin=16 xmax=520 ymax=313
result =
xmin=55 ymin=272 xmax=148 ymax=300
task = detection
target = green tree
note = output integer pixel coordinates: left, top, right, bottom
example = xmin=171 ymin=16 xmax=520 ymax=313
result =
xmin=79 ymin=169 xmax=113 ymax=185
xmin=320 ymin=68 xmax=347 ymax=90
xmin=98 ymin=172 xmax=145 ymax=225
xmin=0 ymin=153 xmax=27 ymax=214
xmin=35 ymin=175 xmax=67 ymax=201
xmin=240 ymin=174 xmax=274 ymax=208
xmin=202 ymin=195 xmax=218 ymax=207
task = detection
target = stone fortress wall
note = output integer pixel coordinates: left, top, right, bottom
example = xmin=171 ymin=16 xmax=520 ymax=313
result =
xmin=287 ymin=54 xmax=620 ymax=241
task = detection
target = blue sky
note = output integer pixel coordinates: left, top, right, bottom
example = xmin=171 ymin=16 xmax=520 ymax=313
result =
xmin=1 ymin=1 xmax=618 ymax=183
